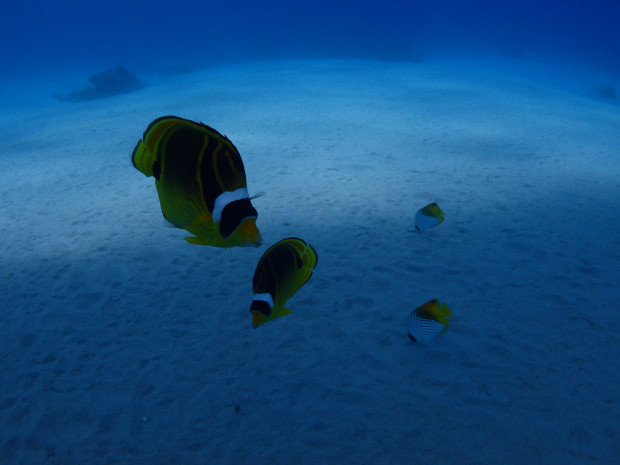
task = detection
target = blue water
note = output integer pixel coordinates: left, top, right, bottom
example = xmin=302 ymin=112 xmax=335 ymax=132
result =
xmin=1 ymin=0 xmax=619 ymax=78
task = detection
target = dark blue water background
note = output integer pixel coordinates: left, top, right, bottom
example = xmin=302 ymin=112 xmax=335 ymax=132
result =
xmin=1 ymin=0 xmax=619 ymax=79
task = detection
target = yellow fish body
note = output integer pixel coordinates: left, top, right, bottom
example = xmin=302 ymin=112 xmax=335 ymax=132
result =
xmin=132 ymin=116 xmax=261 ymax=248
xmin=408 ymin=299 xmax=452 ymax=342
xmin=250 ymin=238 xmax=318 ymax=328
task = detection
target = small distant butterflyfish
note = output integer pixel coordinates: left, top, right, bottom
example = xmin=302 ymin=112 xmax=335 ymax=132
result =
xmin=415 ymin=202 xmax=444 ymax=232
xmin=250 ymin=237 xmax=318 ymax=328
xmin=131 ymin=116 xmax=262 ymax=248
xmin=408 ymin=299 xmax=452 ymax=343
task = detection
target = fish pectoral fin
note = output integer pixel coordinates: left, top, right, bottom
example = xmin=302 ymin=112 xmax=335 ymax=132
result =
xmin=184 ymin=236 xmax=211 ymax=246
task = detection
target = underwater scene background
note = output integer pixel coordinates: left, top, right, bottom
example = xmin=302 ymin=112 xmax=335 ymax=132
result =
xmin=1 ymin=1 xmax=619 ymax=464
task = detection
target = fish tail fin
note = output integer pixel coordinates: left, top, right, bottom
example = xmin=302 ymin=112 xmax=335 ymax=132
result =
xmin=131 ymin=139 xmax=156 ymax=177
xmin=438 ymin=303 xmax=452 ymax=332
xmin=440 ymin=303 xmax=452 ymax=318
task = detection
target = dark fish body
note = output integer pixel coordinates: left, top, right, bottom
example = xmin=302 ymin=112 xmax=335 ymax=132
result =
xmin=250 ymin=237 xmax=318 ymax=327
xmin=132 ymin=116 xmax=261 ymax=248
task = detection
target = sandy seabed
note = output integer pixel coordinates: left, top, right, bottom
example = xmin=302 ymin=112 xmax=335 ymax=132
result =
xmin=1 ymin=59 xmax=619 ymax=464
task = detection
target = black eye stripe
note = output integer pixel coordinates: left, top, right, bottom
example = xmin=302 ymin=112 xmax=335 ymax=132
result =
xmin=250 ymin=299 xmax=271 ymax=317
xmin=219 ymin=199 xmax=257 ymax=238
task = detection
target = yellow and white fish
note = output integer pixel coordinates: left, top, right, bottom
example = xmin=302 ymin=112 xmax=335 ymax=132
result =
xmin=408 ymin=299 xmax=452 ymax=342
xmin=250 ymin=237 xmax=318 ymax=328
xmin=415 ymin=202 xmax=444 ymax=232
xmin=132 ymin=116 xmax=262 ymax=248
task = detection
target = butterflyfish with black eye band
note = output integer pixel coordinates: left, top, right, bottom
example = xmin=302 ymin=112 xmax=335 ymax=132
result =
xmin=250 ymin=238 xmax=318 ymax=328
xmin=131 ymin=116 xmax=262 ymax=248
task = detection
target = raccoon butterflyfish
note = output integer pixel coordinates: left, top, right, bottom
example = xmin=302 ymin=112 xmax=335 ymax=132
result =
xmin=408 ymin=299 xmax=452 ymax=343
xmin=250 ymin=237 xmax=318 ymax=328
xmin=415 ymin=202 xmax=444 ymax=232
xmin=132 ymin=116 xmax=262 ymax=248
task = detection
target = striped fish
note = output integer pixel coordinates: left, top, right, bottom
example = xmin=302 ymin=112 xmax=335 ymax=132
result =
xmin=250 ymin=238 xmax=318 ymax=328
xmin=408 ymin=299 xmax=452 ymax=342
xmin=414 ymin=202 xmax=445 ymax=232
xmin=132 ymin=116 xmax=261 ymax=248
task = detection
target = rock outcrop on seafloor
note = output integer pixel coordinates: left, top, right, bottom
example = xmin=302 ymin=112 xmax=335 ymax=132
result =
xmin=53 ymin=66 xmax=145 ymax=102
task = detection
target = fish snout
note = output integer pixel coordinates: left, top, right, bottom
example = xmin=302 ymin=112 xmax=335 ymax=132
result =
xmin=237 ymin=217 xmax=262 ymax=247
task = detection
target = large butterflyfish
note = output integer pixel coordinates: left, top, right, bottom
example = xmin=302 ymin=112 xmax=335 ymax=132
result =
xmin=132 ymin=116 xmax=261 ymax=248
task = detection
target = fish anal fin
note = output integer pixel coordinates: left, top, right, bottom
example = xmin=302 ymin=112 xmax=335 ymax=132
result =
xmin=184 ymin=236 xmax=211 ymax=246
xmin=278 ymin=308 xmax=292 ymax=317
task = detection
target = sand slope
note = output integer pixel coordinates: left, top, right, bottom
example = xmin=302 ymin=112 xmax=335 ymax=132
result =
xmin=1 ymin=59 xmax=619 ymax=464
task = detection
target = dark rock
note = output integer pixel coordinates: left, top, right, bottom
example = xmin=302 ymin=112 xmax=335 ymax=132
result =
xmin=53 ymin=65 xmax=145 ymax=102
